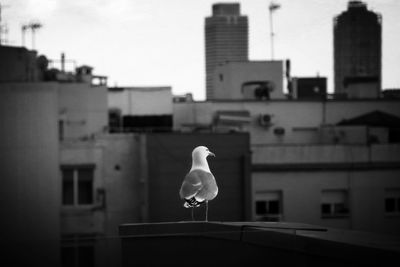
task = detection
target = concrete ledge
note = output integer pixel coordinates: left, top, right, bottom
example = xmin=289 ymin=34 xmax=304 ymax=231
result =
xmin=119 ymin=221 xmax=242 ymax=241
xmin=252 ymin=162 xmax=400 ymax=172
xmin=119 ymin=221 xmax=400 ymax=266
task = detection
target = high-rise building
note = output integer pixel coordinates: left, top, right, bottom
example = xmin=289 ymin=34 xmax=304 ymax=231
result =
xmin=334 ymin=1 xmax=381 ymax=98
xmin=205 ymin=3 xmax=248 ymax=100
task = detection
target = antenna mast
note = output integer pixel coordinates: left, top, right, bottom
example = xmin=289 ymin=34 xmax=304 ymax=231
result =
xmin=30 ymin=22 xmax=42 ymax=50
xmin=0 ymin=2 xmax=10 ymax=45
xmin=21 ymin=21 xmax=42 ymax=49
xmin=268 ymin=2 xmax=280 ymax=60
xmin=21 ymin=25 xmax=28 ymax=47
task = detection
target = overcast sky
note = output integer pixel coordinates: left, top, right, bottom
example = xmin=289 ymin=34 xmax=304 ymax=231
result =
xmin=2 ymin=0 xmax=399 ymax=100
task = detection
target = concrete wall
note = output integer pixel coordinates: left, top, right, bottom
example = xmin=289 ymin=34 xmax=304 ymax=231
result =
xmin=324 ymin=100 xmax=400 ymax=123
xmin=251 ymin=143 xmax=400 ymax=234
xmin=213 ymin=61 xmax=285 ymax=100
xmin=320 ymin=125 xmax=390 ymax=144
xmin=252 ymin=144 xmax=400 ymax=164
xmin=0 ymin=83 xmax=60 ymax=266
xmin=60 ymin=134 xmax=145 ymax=267
xmin=60 ymin=143 xmax=105 ymax=235
xmin=0 ymin=46 xmax=40 ymax=82
xmin=59 ymin=83 xmax=108 ymax=140
xmin=173 ymin=100 xmax=400 ymax=145
xmin=100 ymin=134 xmax=146 ymax=225
xmin=347 ymin=82 xmax=380 ymax=99
xmin=108 ymin=87 xmax=172 ymax=115
xmin=174 ymin=101 xmax=324 ymax=144
xmin=252 ymin=167 xmax=400 ymax=235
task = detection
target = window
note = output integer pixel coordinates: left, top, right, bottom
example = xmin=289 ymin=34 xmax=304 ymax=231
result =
xmin=62 ymin=165 xmax=95 ymax=206
xmin=321 ymin=189 xmax=349 ymax=218
xmin=108 ymin=108 xmax=122 ymax=133
xmin=255 ymin=191 xmax=282 ymax=221
xmin=59 ymin=120 xmax=65 ymax=141
xmin=385 ymin=189 xmax=400 ymax=215
xmin=61 ymin=234 xmax=95 ymax=267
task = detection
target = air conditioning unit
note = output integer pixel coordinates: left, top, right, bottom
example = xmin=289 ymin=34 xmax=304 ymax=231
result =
xmin=259 ymin=114 xmax=273 ymax=127
xmin=273 ymin=127 xmax=285 ymax=136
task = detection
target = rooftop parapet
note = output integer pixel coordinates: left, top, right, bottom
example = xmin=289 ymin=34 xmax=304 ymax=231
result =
xmin=119 ymin=221 xmax=400 ymax=266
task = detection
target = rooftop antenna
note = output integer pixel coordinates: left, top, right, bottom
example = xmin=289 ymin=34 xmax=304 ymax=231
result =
xmin=29 ymin=21 xmax=42 ymax=50
xmin=0 ymin=2 xmax=10 ymax=45
xmin=21 ymin=24 xmax=28 ymax=47
xmin=22 ymin=21 xmax=42 ymax=50
xmin=269 ymin=1 xmax=280 ymax=60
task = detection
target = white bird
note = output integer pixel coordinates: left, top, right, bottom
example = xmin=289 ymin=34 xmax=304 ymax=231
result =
xmin=179 ymin=146 xmax=218 ymax=221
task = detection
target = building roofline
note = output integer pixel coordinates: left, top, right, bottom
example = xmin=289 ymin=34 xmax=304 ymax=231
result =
xmin=108 ymin=86 xmax=171 ymax=92
xmin=173 ymin=99 xmax=400 ymax=104
xmin=252 ymin=162 xmax=400 ymax=172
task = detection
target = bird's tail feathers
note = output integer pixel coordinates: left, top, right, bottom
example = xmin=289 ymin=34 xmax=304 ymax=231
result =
xmin=183 ymin=197 xmax=204 ymax=208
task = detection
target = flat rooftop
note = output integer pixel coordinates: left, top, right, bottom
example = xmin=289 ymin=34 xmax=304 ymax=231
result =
xmin=119 ymin=221 xmax=400 ymax=266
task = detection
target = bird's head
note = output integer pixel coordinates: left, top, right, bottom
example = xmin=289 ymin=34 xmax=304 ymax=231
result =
xmin=192 ymin=146 xmax=215 ymax=160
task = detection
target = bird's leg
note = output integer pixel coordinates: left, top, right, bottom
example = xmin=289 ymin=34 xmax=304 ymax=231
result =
xmin=205 ymin=200 xmax=209 ymax=222
xmin=191 ymin=207 xmax=195 ymax=221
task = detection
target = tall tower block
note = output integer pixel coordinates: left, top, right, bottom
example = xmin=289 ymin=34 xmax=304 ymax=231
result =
xmin=334 ymin=1 xmax=381 ymax=98
xmin=205 ymin=3 xmax=248 ymax=100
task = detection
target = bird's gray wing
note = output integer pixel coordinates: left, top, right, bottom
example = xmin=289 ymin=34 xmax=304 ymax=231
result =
xmin=194 ymin=171 xmax=218 ymax=201
xmin=179 ymin=171 xmax=203 ymax=200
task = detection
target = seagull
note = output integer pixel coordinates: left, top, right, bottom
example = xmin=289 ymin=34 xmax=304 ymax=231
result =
xmin=179 ymin=146 xmax=218 ymax=221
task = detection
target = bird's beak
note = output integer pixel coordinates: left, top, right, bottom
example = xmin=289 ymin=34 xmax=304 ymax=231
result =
xmin=208 ymin=151 xmax=216 ymax=157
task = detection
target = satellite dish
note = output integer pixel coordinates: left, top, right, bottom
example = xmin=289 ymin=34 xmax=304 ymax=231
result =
xmin=241 ymin=80 xmax=276 ymax=100
xmin=254 ymin=81 xmax=275 ymax=100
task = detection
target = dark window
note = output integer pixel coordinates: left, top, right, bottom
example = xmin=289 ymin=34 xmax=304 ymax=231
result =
xmin=385 ymin=198 xmax=395 ymax=212
xmin=268 ymin=200 xmax=280 ymax=214
xmin=77 ymin=246 xmax=94 ymax=267
xmin=388 ymin=128 xmax=400 ymax=143
xmin=255 ymin=201 xmax=267 ymax=214
xmin=398 ymin=198 xmax=400 ymax=212
xmin=384 ymin=189 xmax=400 ymax=214
xmin=255 ymin=200 xmax=281 ymax=215
xmin=321 ymin=203 xmax=331 ymax=214
xmin=108 ymin=108 xmax=122 ymax=133
xmin=255 ymin=191 xmax=282 ymax=221
xmin=321 ymin=202 xmax=349 ymax=216
xmin=61 ymin=246 xmax=74 ymax=267
xmin=78 ymin=169 xmax=93 ymax=204
xmin=62 ymin=166 xmax=94 ymax=206
xmin=61 ymin=235 xmax=94 ymax=267
xmin=62 ymin=169 xmax=74 ymax=205
xmin=334 ymin=203 xmax=349 ymax=214
xmin=122 ymin=115 xmax=173 ymax=133
xmin=59 ymin=120 xmax=65 ymax=141
xmin=321 ymin=190 xmax=349 ymax=217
